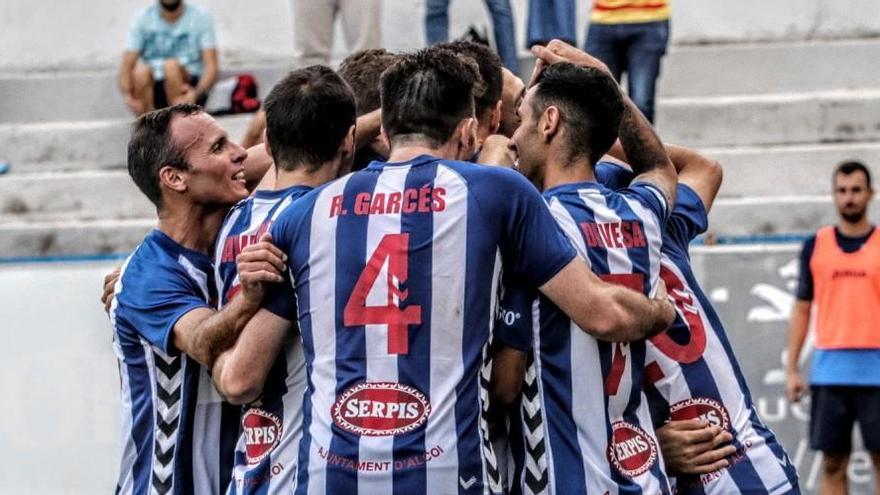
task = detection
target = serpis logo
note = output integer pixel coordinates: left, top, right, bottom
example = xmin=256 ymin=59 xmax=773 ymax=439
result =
xmin=332 ymin=382 xmax=431 ymax=437
xmin=242 ymin=409 xmax=283 ymax=465
xmin=607 ymin=421 xmax=658 ymax=478
xmin=669 ymin=397 xmax=731 ymax=431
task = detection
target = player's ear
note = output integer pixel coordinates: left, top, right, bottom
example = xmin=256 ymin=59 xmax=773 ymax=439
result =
xmin=540 ymin=105 xmax=561 ymax=142
xmin=263 ymin=130 xmax=273 ymax=161
xmin=489 ymin=100 xmax=502 ymax=135
xmin=455 ymin=117 xmax=477 ymax=160
xmin=159 ymin=165 xmax=187 ymax=194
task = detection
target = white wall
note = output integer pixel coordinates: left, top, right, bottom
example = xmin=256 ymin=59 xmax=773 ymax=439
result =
xmin=2 ymin=0 xmax=879 ymax=72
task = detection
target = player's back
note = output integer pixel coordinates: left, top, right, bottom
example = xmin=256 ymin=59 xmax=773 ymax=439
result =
xmin=214 ymin=185 xmax=313 ymax=494
xmin=500 ymin=180 xmax=670 ymax=495
xmin=648 ymin=184 xmax=799 ymax=494
xmin=595 ymin=162 xmax=799 ymax=494
xmin=266 ymin=154 xmax=577 ymax=495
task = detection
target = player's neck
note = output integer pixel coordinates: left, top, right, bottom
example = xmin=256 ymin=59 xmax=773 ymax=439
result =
xmin=542 ymin=155 xmax=595 ymax=191
xmin=157 ymin=206 xmax=227 ymax=255
xmin=274 ymin=162 xmax=340 ymax=190
xmin=837 ymin=217 xmax=873 ymax=237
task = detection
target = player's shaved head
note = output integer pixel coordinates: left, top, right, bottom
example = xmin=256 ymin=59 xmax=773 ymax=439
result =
xmin=263 ymin=65 xmax=356 ymax=171
xmin=339 ymin=48 xmax=400 ymax=116
xmin=532 ymin=63 xmax=624 ymax=164
xmin=127 ymin=103 xmax=202 ymax=209
xmin=380 ymin=47 xmax=485 ymax=147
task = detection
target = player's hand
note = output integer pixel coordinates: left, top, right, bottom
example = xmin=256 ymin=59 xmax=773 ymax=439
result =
xmin=477 ymin=135 xmax=515 ymax=168
xmin=101 ymin=265 xmax=122 ymax=314
xmin=656 ymin=419 xmax=736 ymax=475
xmin=236 ymin=233 xmax=286 ymax=305
xmin=653 ymin=278 xmax=676 ymax=331
xmin=529 ymin=40 xmax=612 ymax=87
xmin=123 ymin=94 xmax=145 ymax=115
xmin=785 ymin=370 xmax=808 ymax=403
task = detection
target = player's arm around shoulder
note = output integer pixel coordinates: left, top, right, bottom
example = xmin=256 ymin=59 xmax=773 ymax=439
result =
xmin=212 ymin=309 xmax=296 ymax=405
xmin=173 ymin=233 xmax=286 ymax=369
xmin=539 ymin=258 xmax=675 ymax=342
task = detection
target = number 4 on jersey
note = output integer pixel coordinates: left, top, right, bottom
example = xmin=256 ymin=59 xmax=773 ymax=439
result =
xmin=344 ymin=233 xmax=422 ymax=354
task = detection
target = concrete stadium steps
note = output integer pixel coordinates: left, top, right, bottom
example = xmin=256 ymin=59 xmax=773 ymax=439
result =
xmin=703 ymin=141 xmax=880 ymax=197
xmin=0 ymin=65 xmax=290 ymax=124
xmin=708 ymin=195 xmax=880 ymax=236
xmin=656 ymin=88 xmax=880 ymax=147
xmin=657 ymin=39 xmax=880 ymax=97
xmin=0 ymin=219 xmax=153 ymax=257
xmin=1 ymin=114 xmax=253 ymax=172
xmin=4 ymin=88 xmax=880 ymax=172
xmin=3 ymin=39 xmax=880 ymax=125
xmin=0 ymin=170 xmax=151 ymax=221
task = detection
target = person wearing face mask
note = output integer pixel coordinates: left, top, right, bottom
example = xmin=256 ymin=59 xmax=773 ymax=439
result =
xmin=118 ymin=0 xmax=219 ymax=115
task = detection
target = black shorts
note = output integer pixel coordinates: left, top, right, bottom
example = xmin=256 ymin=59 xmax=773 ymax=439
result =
xmin=153 ymin=75 xmax=209 ymax=109
xmin=810 ymin=385 xmax=880 ymax=452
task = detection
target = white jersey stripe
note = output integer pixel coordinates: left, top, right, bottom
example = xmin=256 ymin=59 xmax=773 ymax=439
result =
xmin=358 ymin=166 xmax=409 ymax=491
xmin=305 ymin=176 xmax=351 ymax=495
xmin=425 ymin=164 xmax=468 ymax=494
xmin=111 ymin=254 xmax=138 ymax=495
xmin=547 ymin=199 xmax=617 ymax=495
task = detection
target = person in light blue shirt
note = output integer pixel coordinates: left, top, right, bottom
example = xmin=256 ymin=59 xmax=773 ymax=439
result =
xmin=118 ymin=0 xmax=218 ymax=115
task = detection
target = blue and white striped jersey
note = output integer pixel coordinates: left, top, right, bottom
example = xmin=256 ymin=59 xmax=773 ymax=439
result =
xmin=498 ymin=180 xmax=672 ymax=495
xmin=597 ymin=163 xmax=799 ymax=494
xmin=213 ymin=185 xmax=313 ymax=494
xmin=263 ymin=154 xmax=577 ymax=494
xmin=110 ymin=229 xmax=239 ymax=494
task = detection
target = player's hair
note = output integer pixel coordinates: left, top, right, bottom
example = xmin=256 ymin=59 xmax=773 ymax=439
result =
xmin=127 ymin=103 xmax=202 ymax=209
xmin=263 ymin=65 xmax=357 ymax=172
xmin=380 ymin=47 xmax=485 ymax=147
xmin=532 ymin=63 xmax=624 ymax=164
xmin=339 ymin=48 xmax=400 ymax=116
xmin=835 ymin=160 xmax=873 ymax=190
xmin=435 ymin=41 xmax=503 ymax=123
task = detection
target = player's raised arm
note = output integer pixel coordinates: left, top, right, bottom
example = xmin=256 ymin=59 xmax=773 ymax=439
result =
xmin=608 ymin=141 xmax=723 ymax=212
xmin=173 ymin=233 xmax=285 ymax=368
xmin=532 ymin=40 xmax=677 ymax=205
xmin=540 ymin=257 xmax=675 ymax=342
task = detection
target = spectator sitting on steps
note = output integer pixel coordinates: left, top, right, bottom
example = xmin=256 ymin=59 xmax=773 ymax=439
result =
xmin=118 ymin=0 xmax=218 ymax=115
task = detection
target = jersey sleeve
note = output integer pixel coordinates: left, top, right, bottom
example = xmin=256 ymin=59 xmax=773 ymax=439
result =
xmin=115 ymin=263 xmax=212 ymax=353
xmin=196 ymin=10 xmax=217 ymax=49
xmin=262 ymin=203 xmax=302 ymax=321
xmin=126 ymin=9 xmax=146 ymax=52
xmin=495 ymin=275 xmax=538 ymax=351
xmin=485 ymin=168 xmax=577 ymax=288
xmin=795 ymin=235 xmax=817 ymax=301
xmin=624 ymin=181 xmax=669 ymax=224
xmin=595 ymin=161 xmax=635 ymax=190
xmin=664 ymin=183 xmax=709 ymax=250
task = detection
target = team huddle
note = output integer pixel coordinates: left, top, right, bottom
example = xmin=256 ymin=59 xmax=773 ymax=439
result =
xmin=106 ymin=40 xmax=801 ymax=494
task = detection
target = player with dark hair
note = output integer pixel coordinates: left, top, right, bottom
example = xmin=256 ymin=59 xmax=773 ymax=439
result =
xmin=786 ymin=159 xmax=878 ymax=494
xmin=110 ymin=104 xmax=286 ymax=494
xmin=228 ymin=46 xmax=674 ymax=494
xmin=210 ymin=66 xmax=358 ymax=493
xmin=338 ymin=48 xmax=401 ymax=170
xmin=435 ymin=41 xmax=504 ymax=142
xmin=496 ymin=43 xmax=678 ymax=493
